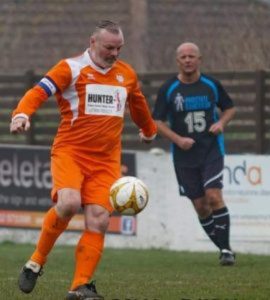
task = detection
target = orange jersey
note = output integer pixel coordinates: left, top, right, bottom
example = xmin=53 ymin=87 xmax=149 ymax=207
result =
xmin=13 ymin=49 xmax=157 ymax=157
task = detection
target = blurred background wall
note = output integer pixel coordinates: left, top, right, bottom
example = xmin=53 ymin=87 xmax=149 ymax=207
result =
xmin=1 ymin=0 xmax=270 ymax=74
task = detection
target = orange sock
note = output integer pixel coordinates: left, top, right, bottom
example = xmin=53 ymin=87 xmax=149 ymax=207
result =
xmin=30 ymin=207 xmax=70 ymax=266
xmin=70 ymin=230 xmax=105 ymax=290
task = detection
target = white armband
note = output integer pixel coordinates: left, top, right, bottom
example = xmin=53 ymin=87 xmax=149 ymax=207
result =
xmin=12 ymin=113 xmax=29 ymax=121
xmin=140 ymin=133 xmax=157 ymax=141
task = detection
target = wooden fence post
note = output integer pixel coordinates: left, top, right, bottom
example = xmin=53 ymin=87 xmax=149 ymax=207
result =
xmin=129 ymin=0 xmax=148 ymax=72
xmin=24 ymin=70 xmax=36 ymax=144
xmin=254 ymin=70 xmax=266 ymax=154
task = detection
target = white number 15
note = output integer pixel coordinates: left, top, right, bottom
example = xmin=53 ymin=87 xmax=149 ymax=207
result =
xmin=184 ymin=111 xmax=206 ymax=133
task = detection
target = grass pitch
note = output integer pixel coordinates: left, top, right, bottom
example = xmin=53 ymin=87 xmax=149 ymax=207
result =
xmin=0 ymin=241 xmax=270 ymax=300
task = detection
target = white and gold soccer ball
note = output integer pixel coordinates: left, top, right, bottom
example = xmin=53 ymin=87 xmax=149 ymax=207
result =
xmin=109 ymin=176 xmax=149 ymax=215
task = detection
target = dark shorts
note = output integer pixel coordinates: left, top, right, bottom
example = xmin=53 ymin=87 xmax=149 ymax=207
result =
xmin=174 ymin=156 xmax=224 ymax=200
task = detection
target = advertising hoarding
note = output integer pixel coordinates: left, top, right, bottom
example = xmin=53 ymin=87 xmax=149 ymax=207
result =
xmin=0 ymin=145 xmax=136 ymax=235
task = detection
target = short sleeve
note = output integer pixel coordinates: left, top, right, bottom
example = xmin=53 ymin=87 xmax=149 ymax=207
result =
xmin=152 ymin=84 xmax=169 ymax=121
xmin=216 ymin=80 xmax=234 ymax=111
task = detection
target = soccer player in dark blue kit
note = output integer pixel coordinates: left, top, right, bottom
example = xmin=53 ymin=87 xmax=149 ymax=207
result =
xmin=153 ymin=42 xmax=236 ymax=265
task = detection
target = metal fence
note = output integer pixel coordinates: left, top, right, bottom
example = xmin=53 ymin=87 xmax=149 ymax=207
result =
xmin=1 ymin=70 xmax=270 ymax=153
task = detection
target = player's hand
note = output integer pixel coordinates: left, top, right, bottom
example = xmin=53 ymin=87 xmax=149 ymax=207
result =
xmin=177 ymin=136 xmax=195 ymax=150
xmin=10 ymin=116 xmax=30 ymax=134
xmin=209 ymin=121 xmax=224 ymax=135
xmin=139 ymin=129 xmax=156 ymax=144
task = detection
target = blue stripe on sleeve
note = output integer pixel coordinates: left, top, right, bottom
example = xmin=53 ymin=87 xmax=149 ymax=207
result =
xmin=200 ymin=76 xmax=225 ymax=154
xmin=166 ymin=80 xmax=180 ymax=103
xmin=200 ymin=76 xmax=218 ymax=103
xmin=218 ymin=134 xmax=225 ymax=155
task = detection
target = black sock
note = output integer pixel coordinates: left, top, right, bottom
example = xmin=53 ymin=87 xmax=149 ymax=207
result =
xmin=199 ymin=214 xmax=220 ymax=249
xmin=213 ymin=206 xmax=231 ymax=251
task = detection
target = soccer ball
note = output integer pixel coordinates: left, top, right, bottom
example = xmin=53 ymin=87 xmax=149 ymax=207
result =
xmin=110 ymin=176 xmax=149 ymax=215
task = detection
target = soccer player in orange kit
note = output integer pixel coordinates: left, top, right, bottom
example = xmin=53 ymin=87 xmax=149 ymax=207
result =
xmin=10 ymin=20 xmax=157 ymax=300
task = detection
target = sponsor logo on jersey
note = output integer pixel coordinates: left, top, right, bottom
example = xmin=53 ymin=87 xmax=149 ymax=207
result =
xmin=116 ymin=74 xmax=124 ymax=83
xmin=114 ymin=90 xmax=122 ymax=112
xmin=87 ymin=73 xmax=95 ymax=80
xmin=174 ymin=93 xmax=185 ymax=111
xmin=184 ymin=95 xmax=211 ymax=111
xmin=85 ymin=84 xmax=127 ymax=117
xmin=87 ymin=94 xmax=114 ymax=104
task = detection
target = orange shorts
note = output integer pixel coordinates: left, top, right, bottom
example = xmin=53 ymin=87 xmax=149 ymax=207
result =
xmin=50 ymin=150 xmax=121 ymax=213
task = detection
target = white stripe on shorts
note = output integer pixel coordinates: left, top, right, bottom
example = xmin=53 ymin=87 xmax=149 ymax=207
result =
xmin=203 ymin=170 xmax=223 ymax=188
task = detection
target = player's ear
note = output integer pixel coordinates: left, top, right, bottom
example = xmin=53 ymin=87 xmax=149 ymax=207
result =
xmin=176 ymin=56 xmax=181 ymax=67
xmin=90 ymin=35 xmax=95 ymax=47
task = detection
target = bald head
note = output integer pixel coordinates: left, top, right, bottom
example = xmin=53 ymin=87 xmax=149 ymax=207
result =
xmin=176 ymin=42 xmax=201 ymax=57
xmin=176 ymin=42 xmax=202 ymax=82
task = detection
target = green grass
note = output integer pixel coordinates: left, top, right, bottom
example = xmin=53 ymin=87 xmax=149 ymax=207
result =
xmin=0 ymin=241 xmax=270 ymax=300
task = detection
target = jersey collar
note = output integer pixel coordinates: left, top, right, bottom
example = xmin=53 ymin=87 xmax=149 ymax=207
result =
xmin=85 ymin=49 xmax=113 ymax=75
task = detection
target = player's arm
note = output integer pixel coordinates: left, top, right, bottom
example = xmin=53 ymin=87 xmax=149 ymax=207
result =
xmin=155 ymin=120 xmax=195 ymax=150
xmin=128 ymin=81 xmax=157 ymax=143
xmin=209 ymin=81 xmax=236 ymax=135
xmin=10 ymin=60 xmax=71 ymax=134
xmin=10 ymin=85 xmax=49 ymax=133
xmin=209 ymin=107 xmax=236 ymax=135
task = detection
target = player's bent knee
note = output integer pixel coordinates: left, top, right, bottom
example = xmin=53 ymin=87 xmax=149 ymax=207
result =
xmin=85 ymin=207 xmax=110 ymax=233
xmin=85 ymin=219 xmax=109 ymax=233
xmin=192 ymin=197 xmax=211 ymax=218
xmin=196 ymin=205 xmax=212 ymax=218
xmin=206 ymin=192 xmax=224 ymax=209
xmin=56 ymin=189 xmax=81 ymax=218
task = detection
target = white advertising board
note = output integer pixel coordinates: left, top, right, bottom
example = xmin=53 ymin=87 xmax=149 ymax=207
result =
xmin=223 ymin=155 xmax=270 ymax=242
xmin=1 ymin=148 xmax=270 ymax=254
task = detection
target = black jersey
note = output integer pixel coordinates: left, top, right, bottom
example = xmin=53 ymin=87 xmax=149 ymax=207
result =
xmin=152 ymin=74 xmax=234 ymax=167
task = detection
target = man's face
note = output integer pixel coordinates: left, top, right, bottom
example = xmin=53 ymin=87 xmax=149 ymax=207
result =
xmin=176 ymin=44 xmax=201 ymax=76
xmin=90 ymin=29 xmax=124 ymax=68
